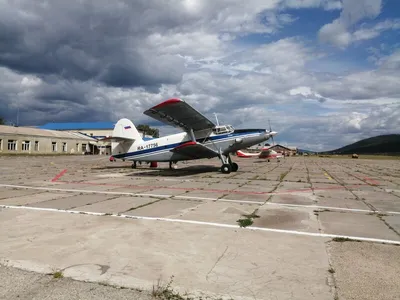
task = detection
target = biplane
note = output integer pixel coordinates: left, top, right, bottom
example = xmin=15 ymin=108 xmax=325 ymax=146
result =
xmin=236 ymin=146 xmax=284 ymax=162
xmin=106 ymin=98 xmax=277 ymax=174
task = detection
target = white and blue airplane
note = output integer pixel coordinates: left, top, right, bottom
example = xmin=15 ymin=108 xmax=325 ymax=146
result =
xmin=105 ymin=98 xmax=277 ymax=174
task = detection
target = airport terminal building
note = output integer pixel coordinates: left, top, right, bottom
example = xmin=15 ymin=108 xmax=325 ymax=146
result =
xmin=0 ymin=122 xmax=153 ymax=156
xmin=0 ymin=125 xmax=96 ymax=155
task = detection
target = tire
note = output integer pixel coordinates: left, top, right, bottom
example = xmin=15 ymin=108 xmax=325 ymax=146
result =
xmin=231 ymin=162 xmax=239 ymax=172
xmin=221 ymin=163 xmax=232 ymax=174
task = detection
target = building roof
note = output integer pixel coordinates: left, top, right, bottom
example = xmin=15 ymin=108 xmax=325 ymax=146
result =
xmin=38 ymin=122 xmax=116 ymax=130
xmin=0 ymin=125 xmax=95 ymax=140
xmin=270 ymin=144 xmax=293 ymax=151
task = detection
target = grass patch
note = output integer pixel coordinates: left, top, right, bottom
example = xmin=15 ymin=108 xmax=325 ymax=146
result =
xmin=279 ymin=171 xmax=289 ymax=181
xmin=236 ymin=218 xmax=253 ymax=228
xmin=332 ymin=237 xmax=361 ymax=243
xmin=237 ymin=210 xmax=259 ymax=228
xmin=317 ymin=154 xmax=400 ymax=160
xmin=53 ymin=270 xmax=64 ymax=279
xmin=151 ymin=276 xmax=190 ymax=300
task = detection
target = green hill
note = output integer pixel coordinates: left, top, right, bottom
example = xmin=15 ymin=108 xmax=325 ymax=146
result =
xmin=326 ymin=134 xmax=400 ymax=155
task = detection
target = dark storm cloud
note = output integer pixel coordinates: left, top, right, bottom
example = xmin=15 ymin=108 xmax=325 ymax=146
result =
xmin=0 ymin=0 xmax=186 ymax=88
xmin=35 ymin=79 xmax=91 ymax=104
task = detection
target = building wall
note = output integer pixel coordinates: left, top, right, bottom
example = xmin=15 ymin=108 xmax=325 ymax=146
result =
xmin=270 ymin=145 xmax=297 ymax=156
xmin=0 ymin=134 xmax=91 ymax=155
xmin=74 ymin=129 xmax=112 ymax=138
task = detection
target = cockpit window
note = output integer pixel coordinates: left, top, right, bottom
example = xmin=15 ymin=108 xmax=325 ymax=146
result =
xmin=212 ymin=125 xmax=234 ymax=135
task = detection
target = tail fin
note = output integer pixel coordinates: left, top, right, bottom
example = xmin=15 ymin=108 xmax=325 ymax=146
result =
xmin=110 ymin=118 xmax=143 ymax=157
xmin=113 ymin=118 xmax=143 ymax=143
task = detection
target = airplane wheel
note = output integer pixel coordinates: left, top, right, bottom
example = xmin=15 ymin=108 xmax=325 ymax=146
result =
xmin=221 ymin=164 xmax=232 ymax=174
xmin=231 ymin=162 xmax=239 ymax=172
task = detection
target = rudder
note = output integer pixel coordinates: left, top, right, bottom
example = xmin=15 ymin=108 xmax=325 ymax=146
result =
xmin=113 ymin=118 xmax=143 ymax=143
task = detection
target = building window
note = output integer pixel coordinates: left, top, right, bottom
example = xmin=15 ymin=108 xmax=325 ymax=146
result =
xmin=0 ymin=139 xmax=2 ymax=150
xmin=76 ymin=143 xmax=80 ymax=151
xmin=52 ymin=142 xmax=57 ymax=152
xmin=62 ymin=142 xmax=67 ymax=152
xmin=22 ymin=141 xmax=30 ymax=151
xmin=82 ymin=143 xmax=87 ymax=152
xmin=34 ymin=141 xmax=39 ymax=151
xmin=8 ymin=140 xmax=17 ymax=151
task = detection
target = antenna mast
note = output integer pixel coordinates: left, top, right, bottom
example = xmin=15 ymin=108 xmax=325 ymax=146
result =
xmin=214 ymin=113 xmax=219 ymax=126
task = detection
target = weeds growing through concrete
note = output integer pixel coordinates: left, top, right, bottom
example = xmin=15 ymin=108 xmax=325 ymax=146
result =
xmin=53 ymin=270 xmax=64 ymax=279
xmin=236 ymin=210 xmax=260 ymax=228
xmin=279 ymin=171 xmax=289 ymax=181
xmin=152 ymin=276 xmax=187 ymax=300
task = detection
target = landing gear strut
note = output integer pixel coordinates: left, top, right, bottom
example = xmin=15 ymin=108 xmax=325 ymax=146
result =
xmin=219 ymin=154 xmax=239 ymax=174
xmin=169 ymin=161 xmax=178 ymax=170
xmin=131 ymin=161 xmax=137 ymax=169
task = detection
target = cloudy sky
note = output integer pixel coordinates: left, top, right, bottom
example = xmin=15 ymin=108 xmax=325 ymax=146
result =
xmin=1 ymin=0 xmax=399 ymax=151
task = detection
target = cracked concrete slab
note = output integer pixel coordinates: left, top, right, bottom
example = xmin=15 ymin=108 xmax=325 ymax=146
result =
xmin=252 ymin=206 xmax=319 ymax=232
xmin=71 ymin=196 xmax=159 ymax=214
xmin=27 ymin=194 xmax=118 ymax=210
xmin=123 ymin=199 xmax=203 ymax=218
xmin=318 ymin=211 xmax=400 ymax=241
xmin=328 ymin=241 xmax=400 ymax=300
xmin=0 ymin=209 xmax=334 ymax=300
xmin=1 ymin=155 xmax=400 ymax=299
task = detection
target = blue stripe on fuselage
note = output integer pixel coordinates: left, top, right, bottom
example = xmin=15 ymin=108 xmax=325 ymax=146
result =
xmin=112 ymin=129 xmax=265 ymax=159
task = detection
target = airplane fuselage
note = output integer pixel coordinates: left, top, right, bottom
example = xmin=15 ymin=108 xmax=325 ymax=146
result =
xmin=112 ymin=129 xmax=272 ymax=162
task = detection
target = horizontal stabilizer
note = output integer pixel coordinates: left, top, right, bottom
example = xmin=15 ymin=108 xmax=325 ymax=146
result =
xmin=98 ymin=136 xmax=135 ymax=143
xmin=171 ymin=142 xmax=218 ymax=159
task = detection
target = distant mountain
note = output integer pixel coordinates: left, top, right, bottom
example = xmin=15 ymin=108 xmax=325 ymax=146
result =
xmin=325 ymin=134 xmax=400 ymax=155
xmin=297 ymin=149 xmax=315 ymax=154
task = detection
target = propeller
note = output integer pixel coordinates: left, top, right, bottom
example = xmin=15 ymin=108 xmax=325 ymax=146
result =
xmin=268 ymin=119 xmax=276 ymax=146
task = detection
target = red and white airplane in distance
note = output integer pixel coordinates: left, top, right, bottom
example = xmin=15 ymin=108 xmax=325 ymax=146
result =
xmin=236 ymin=145 xmax=284 ymax=162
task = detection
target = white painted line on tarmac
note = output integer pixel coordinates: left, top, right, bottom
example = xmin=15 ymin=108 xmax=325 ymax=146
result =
xmin=2 ymin=183 xmax=400 ymax=215
xmin=265 ymin=202 xmax=400 ymax=215
xmin=1 ymin=204 xmax=400 ymax=245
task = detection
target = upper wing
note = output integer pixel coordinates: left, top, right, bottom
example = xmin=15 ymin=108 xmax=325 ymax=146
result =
xmin=143 ymin=98 xmax=215 ymax=132
xmin=171 ymin=142 xmax=218 ymax=159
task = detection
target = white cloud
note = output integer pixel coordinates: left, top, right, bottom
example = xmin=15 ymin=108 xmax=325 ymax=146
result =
xmin=0 ymin=0 xmax=399 ymax=151
xmin=353 ymin=19 xmax=400 ymax=42
xmin=283 ymin=0 xmax=342 ymax=10
xmin=318 ymin=0 xmax=383 ymax=48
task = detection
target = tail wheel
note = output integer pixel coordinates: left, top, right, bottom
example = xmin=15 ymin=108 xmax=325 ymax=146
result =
xmin=221 ymin=164 xmax=232 ymax=174
xmin=231 ymin=162 xmax=239 ymax=172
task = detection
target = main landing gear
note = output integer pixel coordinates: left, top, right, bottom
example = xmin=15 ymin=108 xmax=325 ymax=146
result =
xmin=169 ymin=161 xmax=178 ymax=170
xmin=220 ymin=154 xmax=239 ymax=174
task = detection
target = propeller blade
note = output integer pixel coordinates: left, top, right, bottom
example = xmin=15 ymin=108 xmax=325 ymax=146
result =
xmin=268 ymin=119 xmax=275 ymax=145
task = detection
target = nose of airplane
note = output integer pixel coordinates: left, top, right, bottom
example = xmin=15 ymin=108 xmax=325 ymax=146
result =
xmin=269 ymin=131 xmax=277 ymax=136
